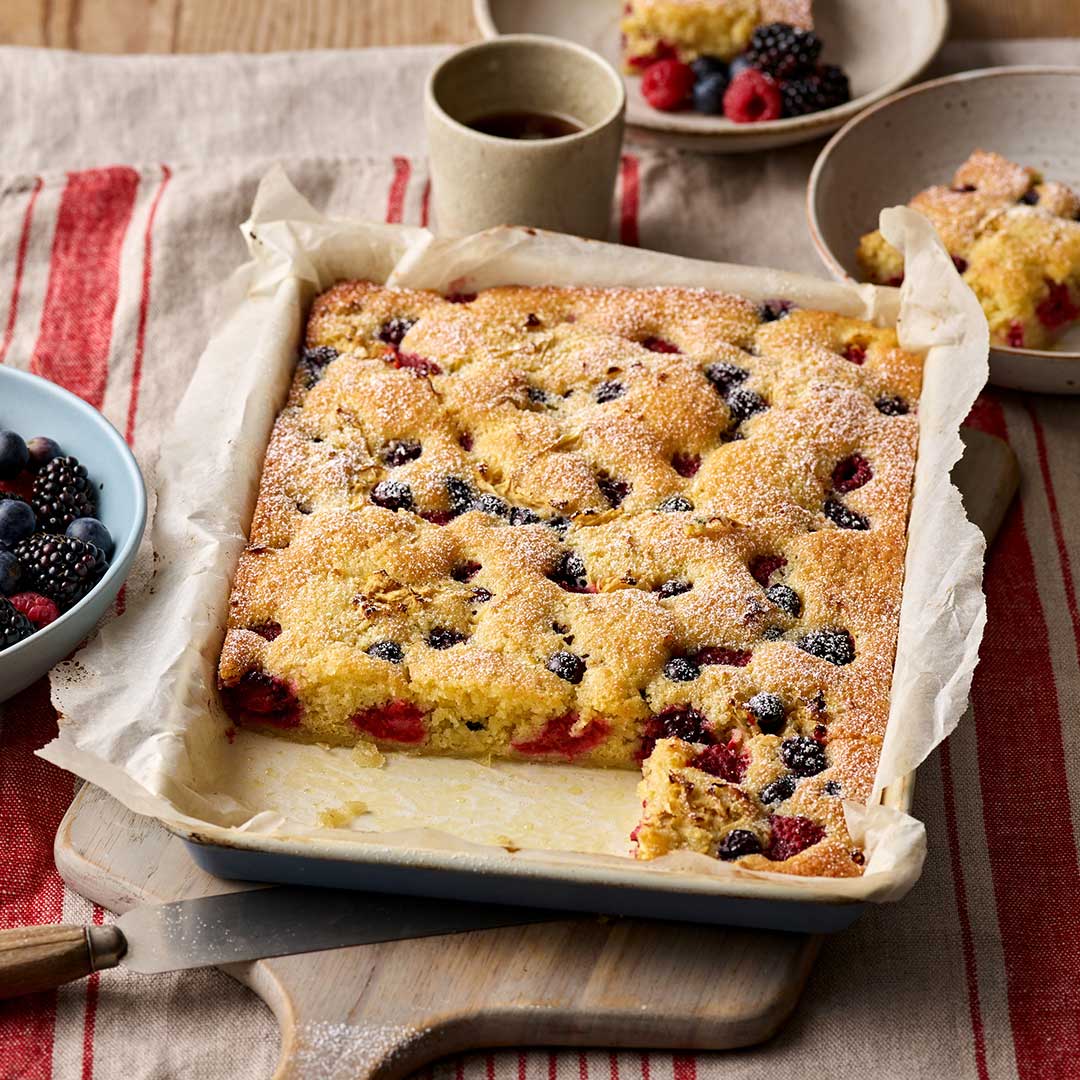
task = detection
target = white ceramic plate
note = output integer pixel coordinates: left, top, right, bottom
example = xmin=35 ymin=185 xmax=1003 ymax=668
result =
xmin=473 ymin=0 xmax=948 ymax=152
xmin=808 ymin=66 xmax=1080 ymax=395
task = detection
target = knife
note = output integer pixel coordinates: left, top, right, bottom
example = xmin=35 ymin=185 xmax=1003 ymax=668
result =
xmin=0 ymin=886 xmax=554 ymax=1000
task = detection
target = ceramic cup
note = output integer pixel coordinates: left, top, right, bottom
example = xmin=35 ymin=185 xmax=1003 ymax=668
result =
xmin=424 ymin=34 xmax=626 ymax=240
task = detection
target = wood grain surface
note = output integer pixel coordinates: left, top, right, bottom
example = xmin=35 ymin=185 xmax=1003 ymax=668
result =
xmin=0 ymin=0 xmax=1077 ymax=53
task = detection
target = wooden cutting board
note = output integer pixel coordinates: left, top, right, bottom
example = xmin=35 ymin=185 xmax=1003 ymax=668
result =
xmin=53 ymin=428 xmax=1017 ymax=1080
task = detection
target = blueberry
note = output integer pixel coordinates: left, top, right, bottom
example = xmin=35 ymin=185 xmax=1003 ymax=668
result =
xmin=445 ymin=477 xmax=474 ymax=516
xmin=428 ymin=627 xmax=467 ymax=650
xmin=780 ymin=736 xmax=827 ymax=776
xmin=765 ymin=583 xmax=801 ymax=617
xmin=380 ymin=440 xmax=422 ymax=467
xmin=472 ymin=587 xmax=493 ymax=603
xmin=0 ymin=550 xmax=21 ymax=595
xmin=875 ymin=396 xmax=909 ymax=417
xmin=693 ymin=71 xmax=730 ymax=115
xmin=546 ymin=651 xmax=585 ymax=684
xmin=370 ymin=480 xmax=414 ymax=512
xmin=26 ymin=436 xmax=62 ymax=472
xmin=762 ymin=626 xmax=785 ymax=641
xmin=546 ymin=516 xmax=571 ymax=538
xmin=728 ymin=53 xmax=755 ymax=79
xmin=550 ymin=551 xmax=588 ymax=592
xmin=367 ymin=640 xmax=404 ymax=663
xmin=0 ymin=499 xmax=35 ymax=548
xmin=704 ymin=362 xmax=749 ymax=395
xmin=799 ymin=628 xmax=855 ymax=665
xmin=760 ymin=774 xmax=797 ymax=804
xmin=727 ymin=387 xmax=768 ymax=423
xmin=658 ymin=495 xmax=693 ymax=513
xmin=595 ymin=381 xmax=625 ymax=404
xmin=657 ymin=579 xmax=692 ymax=599
xmin=759 ymin=300 xmax=793 ymax=322
xmin=1019 ymin=189 xmax=1039 ymax=206
xmin=824 ymin=498 xmax=869 ymax=531
xmin=690 ymin=55 xmax=729 ymax=80
xmin=664 ymin=656 xmax=700 ymax=682
xmin=597 ymin=476 xmax=630 ymax=507
xmin=717 ymin=829 xmax=762 ymax=861
xmin=0 ymin=431 xmax=28 ymax=481
xmin=297 ymin=345 xmax=338 ymax=388
xmin=66 ymin=517 xmax=113 ymax=558
xmin=747 ymin=691 xmax=785 ymax=734
xmin=824 ymin=779 xmax=842 ymax=796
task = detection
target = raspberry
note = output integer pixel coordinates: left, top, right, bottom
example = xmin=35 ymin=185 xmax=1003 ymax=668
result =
xmin=546 ymin=651 xmax=586 ymax=684
xmin=717 ymin=829 xmax=762 ymax=861
xmin=512 ymin=712 xmax=609 ymax=759
xmin=641 ymin=59 xmax=695 ymax=112
xmin=824 ymin=498 xmax=869 ymax=531
xmin=392 ymin=351 xmax=442 ymax=377
xmin=627 ymin=40 xmax=678 ymax=71
xmin=641 ymin=336 xmax=680 ymax=353
xmin=1006 ymin=321 xmax=1025 ymax=348
xmin=746 ymin=23 xmax=822 ymax=79
xmin=723 ymin=69 xmax=783 ymax=123
xmin=832 ymin=453 xmax=873 ymax=493
xmin=842 ymin=343 xmax=866 ymax=365
xmin=765 ymin=583 xmax=801 ymax=617
xmin=780 ymin=735 xmax=827 ymax=776
xmin=760 ymin=774 xmax=797 ymax=804
xmin=749 ymin=555 xmax=786 ymax=587
xmin=221 ymin=671 xmax=302 ymax=728
xmin=1036 ymin=280 xmax=1080 ymax=330
xmin=693 ymin=739 xmax=748 ymax=782
xmin=658 ymin=495 xmax=693 ymax=513
xmin=766 ymin=814 xmax=825 ymax=861
xmin=351 ymin=700 xmax=426 ymax=743
xmin=9 ymin=591 xmax=61 ymax=629
xmin=671 ymin=452 xmax=700 ymax=478
xmin=697 ymin=646 xmax=752 ymax=667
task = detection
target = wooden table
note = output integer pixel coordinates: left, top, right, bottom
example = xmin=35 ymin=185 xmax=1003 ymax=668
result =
xmin=1 ymin=0 xmax=1078 ymax=52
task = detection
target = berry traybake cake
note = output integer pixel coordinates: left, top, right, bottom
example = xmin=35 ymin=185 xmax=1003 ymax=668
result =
xmin=858 ymin=150 xmax=1080 ymax=350
xmin=218 ymin=280 xmax=923 ymax=877
xmin=621 ymin=0 xmax=812 ymax=71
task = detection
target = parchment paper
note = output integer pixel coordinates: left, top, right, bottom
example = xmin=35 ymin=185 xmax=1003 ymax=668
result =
xmin=42 ymin=167 xmax=988 ymax=904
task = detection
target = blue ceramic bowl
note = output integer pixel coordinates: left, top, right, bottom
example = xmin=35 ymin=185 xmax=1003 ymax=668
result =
xmin=0 ymin=368 xmax=147 ymax=702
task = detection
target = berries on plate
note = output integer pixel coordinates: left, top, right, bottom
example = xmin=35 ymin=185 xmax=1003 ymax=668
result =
xmin=723 ymin=69 xmax=782 ymax=124
xmin=692 ymin=71 xmax=730 ymax=115
xmin=780 ymin=64 xmax=851 ymax=118
xmin=641 ymin=58 xmax=695 ymax=112
xmin=745 ymin=22 xmax=822 ymax=79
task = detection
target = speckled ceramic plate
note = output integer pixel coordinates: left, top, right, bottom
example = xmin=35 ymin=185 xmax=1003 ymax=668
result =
xmin=473 ymin=0 xmax=948 ymax=152
xmin=808 ymin=66 xmax=1080 ymax=395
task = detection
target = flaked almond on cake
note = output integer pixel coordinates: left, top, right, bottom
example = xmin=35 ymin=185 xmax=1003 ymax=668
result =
xmin=218 ymin=281 xmax=923 ymax=877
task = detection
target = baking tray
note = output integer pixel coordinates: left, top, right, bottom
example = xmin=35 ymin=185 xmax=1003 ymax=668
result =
xmin=44 ymin=172 xmax=988 ymax=935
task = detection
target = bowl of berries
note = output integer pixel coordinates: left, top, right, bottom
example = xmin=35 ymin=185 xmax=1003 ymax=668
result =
xmin=474 ymin=0 xmax=948 ymax=151
xmin=0 ymin=367 xmax=147 ymax=701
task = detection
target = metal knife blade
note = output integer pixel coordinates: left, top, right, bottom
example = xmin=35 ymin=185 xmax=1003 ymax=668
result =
xmin=116 ymin=887 xmax=554 ymax=973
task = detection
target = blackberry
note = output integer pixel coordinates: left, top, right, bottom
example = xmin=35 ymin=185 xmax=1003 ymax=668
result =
xmin=704 ymin=361 xmax=749 ymax=395
xmin=663 ymin=656 xmax=700 ymax=682
xmin=550 ymin=551 xmax=589 ymax=592
xmin=546 ymin=516 xmax=571 ymax=538
xmin=32 ymin=456 xmax=96 ymax=532
xmin=717 ymin=829 xmax=762 ymax=861
xmin=746 ymin=22 xmax=822 ymax=79
xmin=525 ymin=384 xmax=550 ymax=407
xmin=13 ymin=533 xmax=106 ymax=609
xmin=428 ymin=627 xmax=467 ymax=650
xmin=799 ymin=628 xmax=855 ymax=665
xmin=765 ymin=583 xmax=802 ymax=617
xmin=380 ymin=440 xmax=422 ymax=467
xmin=726 ymin=387 xmax=768 ymax=423
xmin=658 ymin=495 xmax=693 ymax=513
xmin=875 ymin=396 xmax=909 ymax=417
xmin=371 ymin=480 xmax=414 ymax=512
xmin=747 ymin=691 xmax=785 ymax=734
xmin=595 ymin=381 xmax=625 ymax=404
xmin=657 ymin=579 xmax=692 ymax=599
xmin=546 ymin=651 xmax=586 ymax=684
xmin=598 ymin=475 xmax=630 ymax=508
xmin=509 ymin=506 xmax=541 ymax=526
xmin=762 ymin=626 xmax=785 ymax=641
xmin=66 ymin=517 xmax=113 ymax=558
xmin=781 ymin=736 xmax=827 ymax=776
xmin=378 ymin=317 xmax=415 ymax=347
xmin=475 ymin=493 xmax=510 ymax=518
xmin=653 ymin=704 xmax=709 ymax=743
xmin=445 ymin=477 xmax=474 ymax=516
xmin=297 ymin=345 xmax=339 ymax=388
xmin=367 ymin=640 xmax=404 ymax=663
xmin=780 ymin=65 xmax=851 ymax=118
xmin=0 ymin=596 xmax=34 ymax=650
xmin=760 ymin=774 xmax=797 ymax=804
xmin=824 ymin=498 xmax=869 ymax=531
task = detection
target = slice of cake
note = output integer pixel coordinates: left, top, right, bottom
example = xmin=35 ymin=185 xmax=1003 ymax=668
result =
xmin=218 ymin=281 xmax=923 ymax=874
xmin=858 ymin=150 xmax=1080 ymax=350
xmin=620 ymin=0 xmax=812 ymax=70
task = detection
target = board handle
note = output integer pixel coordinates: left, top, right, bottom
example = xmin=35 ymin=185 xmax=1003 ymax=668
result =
xmin=0 ymin=924 xmax=126 ymax=999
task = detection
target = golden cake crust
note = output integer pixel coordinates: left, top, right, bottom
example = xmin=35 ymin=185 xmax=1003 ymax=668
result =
xmin=219 ymin=281 xmax=923 ymax=876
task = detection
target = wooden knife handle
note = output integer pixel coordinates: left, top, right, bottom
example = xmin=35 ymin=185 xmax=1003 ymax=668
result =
xmin=0 ymin=924 xmax=126 ymax=999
